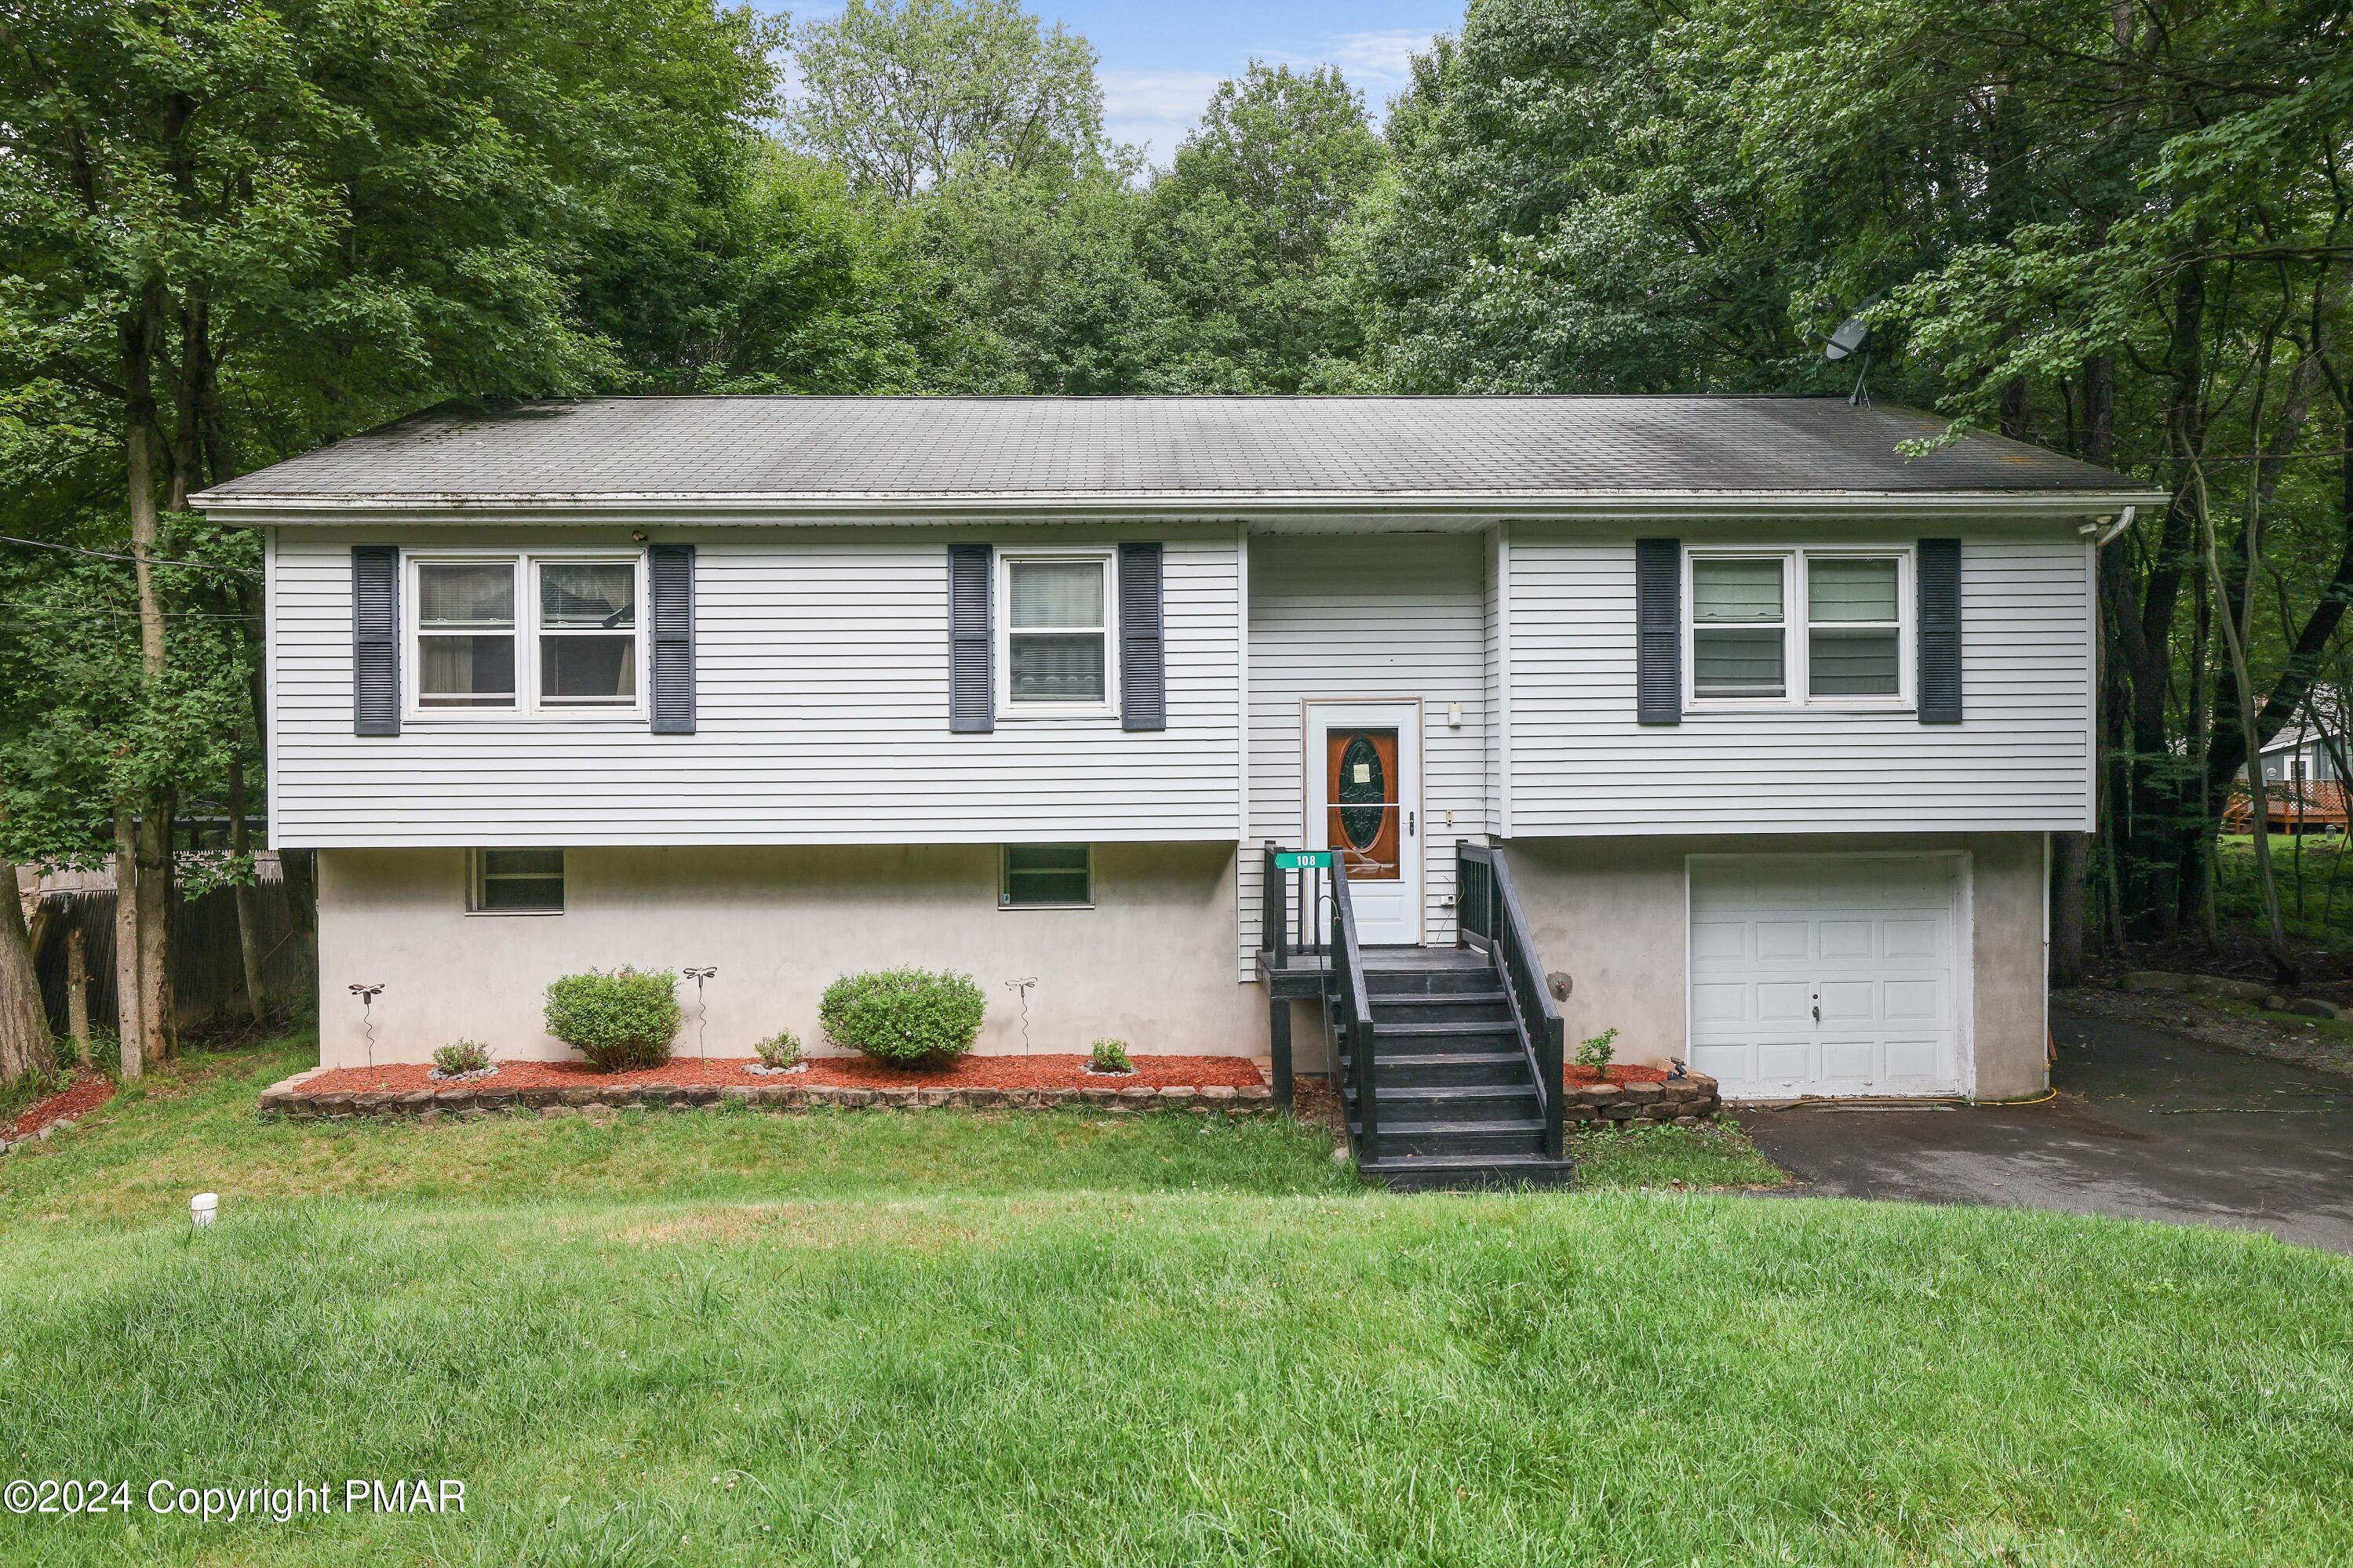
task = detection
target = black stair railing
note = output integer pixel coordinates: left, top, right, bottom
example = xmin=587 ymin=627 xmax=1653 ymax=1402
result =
xmin=1456 ymin=843 xmax=1565 ymax=1159
xmin=1325 ymin=853 xmax=1379 ymax=1164
xmin=1260 ymin=841 xmax=1331 ymax=970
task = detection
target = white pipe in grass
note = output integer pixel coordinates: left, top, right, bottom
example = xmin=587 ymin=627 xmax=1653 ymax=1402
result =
xmin=191 ymin=1192 xmax=218 ymax=1227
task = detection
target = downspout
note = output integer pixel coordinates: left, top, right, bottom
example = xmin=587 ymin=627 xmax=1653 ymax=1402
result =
xmin=2080 ymin=504 xmax=2136 ymax=547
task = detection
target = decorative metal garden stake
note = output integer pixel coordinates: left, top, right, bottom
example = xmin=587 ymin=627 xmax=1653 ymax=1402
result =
xmin=348 ymin=983 xmax=386 ymax=1068
xmin=683 ymin=967 xmax=718 ymax=1061
xmin=1004 ymin=976 xmax=1038 ymax=1053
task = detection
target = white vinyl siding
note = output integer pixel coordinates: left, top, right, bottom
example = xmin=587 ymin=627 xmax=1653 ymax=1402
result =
xmin=1237 ymin=532 xmax=1489 ymax=976
xmin=1506 ymin=529 xmax=2095 ymax=833
xmin=268 ymin=524 xmax=1242 ymax=846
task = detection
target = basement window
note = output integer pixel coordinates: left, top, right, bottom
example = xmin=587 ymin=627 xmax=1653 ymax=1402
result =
xmin=468 ymin=848 xmax=564 ymax=914
xmin=1000 ymin=844 xmax=1091 ymax=908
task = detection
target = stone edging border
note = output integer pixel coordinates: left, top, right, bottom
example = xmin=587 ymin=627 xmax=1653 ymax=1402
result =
xmin=0 ymin=1115 xmax=82 ymax=1156
xmin=258 ymin=1068 xmax=1278 ymax=1121
xmin=1561 ymin=1077 xmax=1722 ymax=1125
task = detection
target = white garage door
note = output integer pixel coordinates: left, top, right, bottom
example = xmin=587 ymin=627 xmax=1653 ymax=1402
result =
xmin=1688 ymin=855 xmax=1963 ymax=1100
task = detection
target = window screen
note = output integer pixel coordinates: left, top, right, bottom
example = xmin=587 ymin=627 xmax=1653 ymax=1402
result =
xmin=1007 ymin=558 xmax=1108 ymax=703
xmin=417 ymin=562 xmax=518 ymax=708
xmin=1692 ymin=558 xmax=1786 ymax=698
xmin=1807 ymin=557 xmax=1900 ymax=697
xmin=471 ymin=848 xmax=563 ymax=912
xmin=537 ymin=562 xmax=637 ymax=706
xmin=1000 ymin=844 xmax=1091 ymax=907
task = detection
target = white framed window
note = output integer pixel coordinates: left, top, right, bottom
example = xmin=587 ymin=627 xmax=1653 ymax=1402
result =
xmin=1685 ymin=548 xmax=1911 ymax=710
xmin=406 ymin=551 xmax=645 ymax=719
xmin=999 ymin=843 xmax=1092 ymax=908
xmin=415 ymin=559 xmax=519 ymax=709
xmin=996 ymin=548 xmax=1116 ymax=717
xmin=468 ymin=848 xmax=564 ymax=914
xmin=1689 ymin=554 xmax=1789 ymax=700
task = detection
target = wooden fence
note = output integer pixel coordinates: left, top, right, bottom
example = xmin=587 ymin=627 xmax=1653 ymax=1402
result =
xmin=35 ymin=882 xmax=315 ymax=1038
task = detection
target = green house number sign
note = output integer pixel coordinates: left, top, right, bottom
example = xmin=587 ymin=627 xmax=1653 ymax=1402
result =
xmin=1273 ymin=850 xmax=1333 ymax=871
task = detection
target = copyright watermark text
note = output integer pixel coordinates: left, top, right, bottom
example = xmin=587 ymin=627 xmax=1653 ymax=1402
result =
xmin=5 ymin=1477 xmax=466 ymax=1523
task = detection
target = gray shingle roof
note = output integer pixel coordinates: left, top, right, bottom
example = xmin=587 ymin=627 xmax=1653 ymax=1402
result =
xmin=196 ymin=395 xmax=2151 ymax=504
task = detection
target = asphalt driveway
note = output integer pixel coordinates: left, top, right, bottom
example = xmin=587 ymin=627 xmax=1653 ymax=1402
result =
xmin=1741 ymin=1006 xmax=2353 ymax=1252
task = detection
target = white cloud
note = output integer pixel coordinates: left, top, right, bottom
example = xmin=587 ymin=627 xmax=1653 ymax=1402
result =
xmin=1311 ymin=28 xmax=1432 ymax=98
xmin=1099 ymin=68 xmax=1228 ymax=164
xmin=1103 ymin=26 xmax=1441 ymax=172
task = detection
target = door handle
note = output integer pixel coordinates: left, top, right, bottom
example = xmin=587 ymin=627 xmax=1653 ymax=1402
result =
xmin=1812 ymin=992 xmax=1820 ymax=1024
xmin=1408 ymin=810 xmax=1415 ymax=835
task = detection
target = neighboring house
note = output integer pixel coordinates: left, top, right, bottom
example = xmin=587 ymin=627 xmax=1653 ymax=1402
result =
xmin=2228 ymin=708 xmax=2351 ymax=834
xmin=195 ymin=395 xmax=2162 ymax=1137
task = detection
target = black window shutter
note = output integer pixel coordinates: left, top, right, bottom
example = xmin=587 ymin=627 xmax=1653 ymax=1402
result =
xmin=1118 ymin=542 xmax=1166 ymax=731
xmin=1635 ymin=537 xmax=1681 ymax=726
xmin=949 ymin=544 xmax=993 ymax=733
xmin=1918 ymin=537 xmax=1962 ymax=725
xmin=650 ymin=544 xmax=696 ymax=734
xmin=351 ymin=545 xmax=399 ymax=737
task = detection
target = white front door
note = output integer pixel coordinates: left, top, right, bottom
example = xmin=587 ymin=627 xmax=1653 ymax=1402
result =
xmin=1306 ymin=701 xmax=1422 ymax=946
xmin=1688 ymin=854 xmax=1965 ymax=1099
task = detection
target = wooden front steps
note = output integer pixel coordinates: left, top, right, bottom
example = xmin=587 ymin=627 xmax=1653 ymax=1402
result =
xmin=1343 ymin=948 xmax=1576 ymax=1191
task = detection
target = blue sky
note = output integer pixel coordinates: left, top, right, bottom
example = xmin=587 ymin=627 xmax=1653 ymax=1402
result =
xmin=772 ymin=2 xmax=1469 ymax=166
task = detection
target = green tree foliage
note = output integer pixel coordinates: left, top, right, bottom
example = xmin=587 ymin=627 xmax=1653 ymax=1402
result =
xmin=0 ymin=0 xmax=780 ymax=1076
xmin=1368 ymin=0 xmax=2349 ymax=965
xmin=1368 ymin=0 xmax=1814 ymax=394
xmin=1142 ymin=63 xmax=1388 ymax=391
xmin=787 ymin=0 xmax=1110 ymax=201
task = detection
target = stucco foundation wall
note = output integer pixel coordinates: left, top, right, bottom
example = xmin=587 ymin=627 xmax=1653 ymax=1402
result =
xmin=1503 ymin=831 xmax=2049 ymax=1101
xmin=316 ymin=843 xmax=1264 ymax=1069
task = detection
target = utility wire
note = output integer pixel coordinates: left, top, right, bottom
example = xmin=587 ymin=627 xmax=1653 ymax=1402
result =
xmin=0 ymin=533 xmax=261 ymax=578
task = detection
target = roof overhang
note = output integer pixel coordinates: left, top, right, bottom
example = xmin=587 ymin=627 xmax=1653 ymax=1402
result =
xmin=196 ymin=486 xmax=2173 ymax=527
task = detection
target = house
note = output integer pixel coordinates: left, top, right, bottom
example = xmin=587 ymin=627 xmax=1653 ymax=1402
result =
xmin=195 ymin=396 xmax=2162 ymax=1177
xmin=2227 ymin=708 xmax=2351 ymax=834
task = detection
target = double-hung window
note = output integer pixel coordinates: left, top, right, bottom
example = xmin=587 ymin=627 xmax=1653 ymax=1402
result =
xmin=416 ymin=562 xmax=519 ymax=708
xmin=1686 ymin=548 xmax=1910 ymax=708
xmin=1000 ymin=550 xmax=1115 ymax=714
xmin=410 ymin=554 xmax=643 ymax=718
xmin=1805 ymin=556 xmax=1902 ymax=697
xmin=537 ymin=562 xmax=637 ymax=707
xmin=1690 ymin=556 xmax=1788 ymax=699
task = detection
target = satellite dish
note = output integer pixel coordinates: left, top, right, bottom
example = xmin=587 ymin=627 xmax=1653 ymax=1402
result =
xmin=1824 ymin=315 xmax=1870 ymax=362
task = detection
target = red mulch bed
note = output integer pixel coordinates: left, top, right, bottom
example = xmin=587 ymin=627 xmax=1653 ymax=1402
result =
xmin=1565 ymin=1063 xmax=1669 ymax=1084
xmin=300 ymin=1053 xmax=1266 ymax=1097
xmin=9 ymin=1075 xmax=117 ymax=1141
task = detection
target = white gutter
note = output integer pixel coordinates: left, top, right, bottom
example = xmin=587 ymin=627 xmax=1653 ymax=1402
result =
xmin=194 ymin=487 xmax=2176 ymax=526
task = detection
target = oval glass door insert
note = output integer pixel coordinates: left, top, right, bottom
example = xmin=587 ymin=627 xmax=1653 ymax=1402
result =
xmin=1337 ymin=734 xmax=1386 ymax=849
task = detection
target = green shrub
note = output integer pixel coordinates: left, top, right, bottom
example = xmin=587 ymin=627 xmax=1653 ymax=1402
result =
xmin=1089 ymin=1038 xmax=1133 ymax=1073
xmin=819 ymin=968 xmax=985 ymax=1068
xmin=756 ymin=1030 xmax=803 ymax=1069
xmin=432 ymin=1039 xmax=493 ymax=1075
xmin=1576 ymin=1027 xmax=1619 ymax=1071
xmin=544 ymin=968 xmax=680 ymax=1072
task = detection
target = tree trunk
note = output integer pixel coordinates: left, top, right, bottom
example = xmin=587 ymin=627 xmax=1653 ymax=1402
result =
xmin=112 ymin=806 xmax=143 ymax=1079
xmin=122 ymin=295 xmax=168 ymax=679
xmin=66 ymin=925 xmax=90 ymax=1067
xmin=137 ymin=806 xmax=173 ymax=1061
xmin=2051 ymin=831 xmax=2089 ymax=985
xmin=282 ymin=847 xmax=317 ymax=936
xmin=123 ymin=291 xmax=176 ymax=1062
xmin=0 ymin=861 xmax=48 ymax=1086
xmin=2195 ymin=463 xmax=2297 ymax=983
xmin=229 ymin=753 xmax=266 ymax=1023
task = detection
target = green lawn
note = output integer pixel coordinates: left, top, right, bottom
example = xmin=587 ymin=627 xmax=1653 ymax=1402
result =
xmin=2216 ymin=832 xmax=2353 ymax=951
xmin=2 ymin=1037 xmax=2349 ymax=1566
